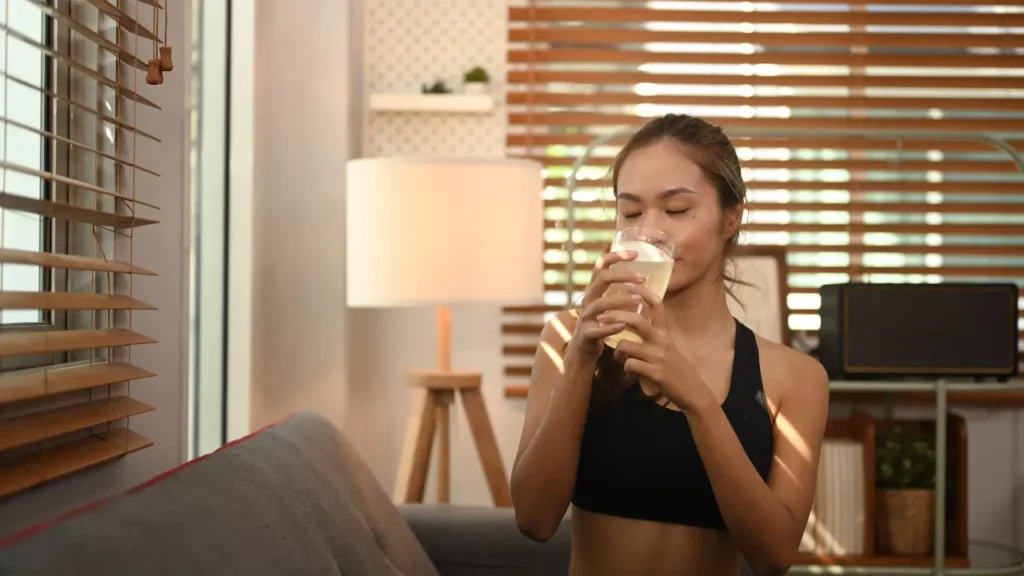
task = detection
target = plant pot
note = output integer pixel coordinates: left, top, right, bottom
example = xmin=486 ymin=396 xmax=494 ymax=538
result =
xmin=876 ymin=488 xmax=935 ymax=555
xmin=464 ymin=82 xmax=489 ymax=95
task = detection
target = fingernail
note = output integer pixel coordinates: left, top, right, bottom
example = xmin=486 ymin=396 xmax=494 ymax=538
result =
xmin=631 ymin=294 xmax=643 ymax=301
xmin=632 ymin=273 xmax=646 ymax=282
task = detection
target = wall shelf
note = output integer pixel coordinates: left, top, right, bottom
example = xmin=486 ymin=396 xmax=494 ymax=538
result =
xmin=369 ymin=93 xmax=495 ymax=114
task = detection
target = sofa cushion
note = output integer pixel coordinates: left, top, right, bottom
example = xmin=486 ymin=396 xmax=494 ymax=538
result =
xmin=0 ymin=412 xmax=439 ymax=576
xmin=400 ymin=505 xmax=571 ymax=576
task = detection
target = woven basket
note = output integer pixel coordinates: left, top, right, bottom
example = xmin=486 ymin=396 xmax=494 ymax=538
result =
xmin=876 ymin=488 xmax=936 ymax=555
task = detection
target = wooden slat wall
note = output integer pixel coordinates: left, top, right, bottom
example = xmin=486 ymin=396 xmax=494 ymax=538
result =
xmin=0 ymin=0 xmax=166 ymax=498
xmin=503 ymin=0 xmax=1024 ymax=395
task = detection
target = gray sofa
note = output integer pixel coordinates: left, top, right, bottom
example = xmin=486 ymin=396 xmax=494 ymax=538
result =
xmin=0 ymin=412 xmax=571 ymax=575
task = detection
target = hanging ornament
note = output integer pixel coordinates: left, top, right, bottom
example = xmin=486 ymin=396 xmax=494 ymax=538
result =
xmin=159 ymin=0 xmax=173 ymax=72
xmin=146 ymin=0 xmax=163 ymax=85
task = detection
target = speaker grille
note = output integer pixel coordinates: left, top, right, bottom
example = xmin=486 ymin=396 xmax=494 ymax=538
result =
xmin=843 ymin=284 xmax=1018 ymax=374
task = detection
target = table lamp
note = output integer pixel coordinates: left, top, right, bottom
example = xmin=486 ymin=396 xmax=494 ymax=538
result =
xmin=345 ymin=157 xmax=544 ymax=507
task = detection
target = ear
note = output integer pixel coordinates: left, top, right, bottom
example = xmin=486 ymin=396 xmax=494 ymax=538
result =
xmin=722 ymin=203 xmax=743 ymax=240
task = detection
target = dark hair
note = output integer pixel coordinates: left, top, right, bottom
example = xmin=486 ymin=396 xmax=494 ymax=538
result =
xmin=611 ymin=113 xmax=747 ymax=249
xmin=590 ymin=113 xmax=748 ymax=407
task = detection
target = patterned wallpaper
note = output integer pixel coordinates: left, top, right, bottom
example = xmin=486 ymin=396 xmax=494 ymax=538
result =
xmin=363 ymin=0 xmax=507 ymax=158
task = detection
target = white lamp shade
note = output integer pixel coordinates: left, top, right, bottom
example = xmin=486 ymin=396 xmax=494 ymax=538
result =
xmin=345 ymin=157 xmax=545 ymax=307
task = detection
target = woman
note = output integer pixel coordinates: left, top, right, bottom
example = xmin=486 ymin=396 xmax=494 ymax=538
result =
xmin=510 ymin=114 xmax=829 ymax=576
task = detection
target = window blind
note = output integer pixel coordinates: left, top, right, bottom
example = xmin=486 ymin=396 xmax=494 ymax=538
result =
xmin=0 ymin=0 xmax=169 ymax=497
xmin=503 ymin=0 xmax=1024 ymax=397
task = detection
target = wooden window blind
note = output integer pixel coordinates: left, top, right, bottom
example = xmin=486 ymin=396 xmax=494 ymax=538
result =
xmin=0 ymin=0 xmax=170 ymax=497
xmin=503 ymin=0 xmax=1024 ymax=397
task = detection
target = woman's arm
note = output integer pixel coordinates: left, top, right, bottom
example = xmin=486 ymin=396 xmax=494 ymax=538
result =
xmin=687 ymin=354 xmax=829 ymax=575
xmin=510 ymin=311 xmax=594 ymax=542
xmin=511 ymin=250 xmax=643 ymax=542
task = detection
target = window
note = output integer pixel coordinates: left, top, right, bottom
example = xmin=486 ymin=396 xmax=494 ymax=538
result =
xmin=0 ymin=0 xmax=49 ymax=325
xmin=189 ymin=0 xmax=230 ymax=458
xmin=503 ymin=0 xmax=1024 ymax=395
xmin=0 ymin=0 xmax=168 ymax=498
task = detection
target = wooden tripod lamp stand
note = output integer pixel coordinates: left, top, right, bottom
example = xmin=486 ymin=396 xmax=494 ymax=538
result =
xmin=345 ymin=157 xmax=544 ymax=507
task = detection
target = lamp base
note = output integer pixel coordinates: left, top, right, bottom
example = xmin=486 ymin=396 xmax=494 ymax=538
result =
xmin=392 ymin=370 xmax=511 ymax=507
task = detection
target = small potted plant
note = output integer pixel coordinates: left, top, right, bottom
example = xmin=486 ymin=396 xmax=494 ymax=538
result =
xmin=463 ymin=66 xmax=490 ymax=95
xmin=875 ymin=423 xmax=937 ymax=556
xmin=421 ymin=79 xmax=453 ymax=94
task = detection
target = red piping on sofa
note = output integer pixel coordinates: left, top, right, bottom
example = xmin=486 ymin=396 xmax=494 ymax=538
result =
xmin=0 ymin=413 xmax=297 ymax=548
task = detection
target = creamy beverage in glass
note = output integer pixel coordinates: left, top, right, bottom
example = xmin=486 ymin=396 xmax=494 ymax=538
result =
xmin=602 ymin=226 xmax=676 ymax=349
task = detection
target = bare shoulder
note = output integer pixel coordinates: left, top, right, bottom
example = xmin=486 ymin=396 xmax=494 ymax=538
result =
xmin=755 ymin=336 xmax=830 ymax=415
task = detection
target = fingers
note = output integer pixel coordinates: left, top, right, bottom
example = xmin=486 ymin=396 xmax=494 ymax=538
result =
xmin=624 ymin=283 xmax=666 ymax=328
xmin=594 ymin=250 xmax=637 ymax=272
xmin=582 ymin=269 xmax=646 ymax=308
xmin=582 ymin=322 xmax=626 ymax=341
xmin=578 ymin=296 xmax=638 ymax=343
xmin=623 ymin=357 xmax=658 ymax=380
xmin=595 ymin=309 xmax=656 ymax=342
xmin=581 ymin=294 xmax=642 ymax=319
xmin=581 ymin=251 xmax=642 ymax=308
xmin=613 ymin=340 xmax=657 ymax=364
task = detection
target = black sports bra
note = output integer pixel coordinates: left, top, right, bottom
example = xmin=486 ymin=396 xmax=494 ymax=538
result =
xmin=571 ymin=319 xmax=774 ymax=530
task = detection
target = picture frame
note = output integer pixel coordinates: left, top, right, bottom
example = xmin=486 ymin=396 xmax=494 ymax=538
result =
xmin=727 ymin=245 xmax=791 ymax=347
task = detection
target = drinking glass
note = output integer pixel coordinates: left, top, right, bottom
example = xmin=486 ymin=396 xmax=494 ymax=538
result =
xmin=602 ymin=226 xmax=676 ymax=349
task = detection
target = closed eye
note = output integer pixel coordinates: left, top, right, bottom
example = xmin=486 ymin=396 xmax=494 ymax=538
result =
xmin=622 ymin=213 xmax=641 ymax=219
xmin=667 ymin=209 xmax=690 ymax=216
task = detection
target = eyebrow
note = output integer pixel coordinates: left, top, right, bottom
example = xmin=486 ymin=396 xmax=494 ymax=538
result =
xmin=617 ymin=188 xmax=696 ymax=202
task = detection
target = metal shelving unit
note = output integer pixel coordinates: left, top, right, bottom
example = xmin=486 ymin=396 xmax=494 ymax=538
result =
xmin=789 ymin=380 xmax=1024 ymax=575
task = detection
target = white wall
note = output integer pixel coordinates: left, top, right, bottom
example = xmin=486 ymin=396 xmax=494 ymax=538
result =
xmin=345 ymin=0 xmax=517 ymax=505
xmin=235 ymin=0 xmax=351 ymax=432
xmin=0 ymin=1 xmax=191 ymax=535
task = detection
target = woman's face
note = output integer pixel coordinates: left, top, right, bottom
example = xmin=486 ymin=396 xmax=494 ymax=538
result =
xmin=614 ymin=140 xmax=741 ymax=295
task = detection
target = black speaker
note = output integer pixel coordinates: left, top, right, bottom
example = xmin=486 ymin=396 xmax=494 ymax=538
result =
xmin=818 ymin=283 xmax=1020 ymax=380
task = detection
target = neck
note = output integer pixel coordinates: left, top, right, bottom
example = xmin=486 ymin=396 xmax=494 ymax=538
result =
xmin=663 ymin=274 xmax=735 ymax=343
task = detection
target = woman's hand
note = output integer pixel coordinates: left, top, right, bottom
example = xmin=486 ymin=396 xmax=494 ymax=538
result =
xmin=597 ymin=283 xmax=717 ymax=414
xmin=567 ymin=250 xmax=647 ymax=363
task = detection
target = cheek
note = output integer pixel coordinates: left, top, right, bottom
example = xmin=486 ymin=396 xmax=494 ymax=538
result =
xmin=667 ymin=213 xmax=728 ymax=285
xmin=670 ymin=211 xmax=726 ymax=255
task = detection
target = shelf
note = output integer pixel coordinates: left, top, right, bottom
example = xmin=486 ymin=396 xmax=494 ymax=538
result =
xmin=795 ymin=554 xmax=969 ymax=568
xmin=369 ymin=93 xmax=495 ymax=114
xmin=791 ymin=540 xmax=1024 ymax=575
xmin=0 ymin=427 xmax=151 ymax=498
xmin=831 ymin=390 xmax=1024 ymax=407
xmin=830 ymin=380 xmax=1024 ymax=393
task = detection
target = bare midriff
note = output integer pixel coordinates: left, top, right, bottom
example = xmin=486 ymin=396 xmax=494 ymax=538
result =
xmin=569 ymin=506 xmax=741 ymax=576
